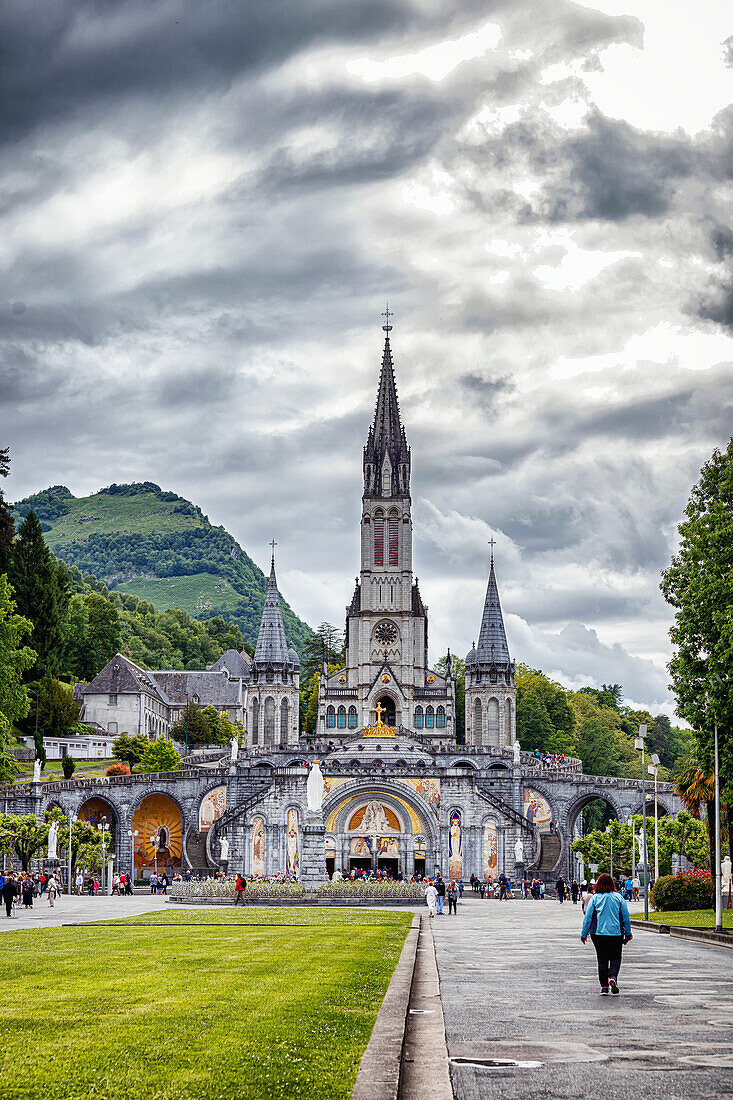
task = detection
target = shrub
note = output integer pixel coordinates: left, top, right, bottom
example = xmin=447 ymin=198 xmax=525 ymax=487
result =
xmin=651 ymin=870 xmax=713 ymax=911
xmin=106 ymin=763 xmax=131 ymax=776
xmin=61 ymin=755 xmax=76 ymax=779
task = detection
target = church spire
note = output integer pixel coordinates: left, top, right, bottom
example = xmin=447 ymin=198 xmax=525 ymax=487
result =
xmin=476 ymin=551 xmax=511 ymax=664
xmin=254 ymin=546 xmax=290 ymax=665
xmin=363 ymin=307 xmax=410 ymax=497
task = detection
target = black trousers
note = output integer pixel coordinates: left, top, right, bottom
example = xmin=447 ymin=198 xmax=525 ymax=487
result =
xmin=448 ymin=896 xmax=457 ymax=914
xmin=591 ymin=934 xmax=623 ymax=986
xmin=4 ymin=897 xmax=12 ymax=916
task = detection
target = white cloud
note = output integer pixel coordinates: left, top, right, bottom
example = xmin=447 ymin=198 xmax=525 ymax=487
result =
xmin=346 ymin=19 xmax=501 ymax=83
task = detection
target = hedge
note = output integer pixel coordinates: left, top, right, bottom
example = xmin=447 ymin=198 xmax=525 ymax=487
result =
xmin=651 ymin=871 xmax=713 ymax=911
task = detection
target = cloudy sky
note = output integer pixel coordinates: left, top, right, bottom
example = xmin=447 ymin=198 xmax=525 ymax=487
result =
xmin=2 ymin=0 xmax=732 ymax=717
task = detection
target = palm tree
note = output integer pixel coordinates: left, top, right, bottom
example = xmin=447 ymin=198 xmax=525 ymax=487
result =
xmin=674 ymin=754 xmax=721 ymax=875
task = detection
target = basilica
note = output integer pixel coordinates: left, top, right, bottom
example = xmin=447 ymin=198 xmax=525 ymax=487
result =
xmin=6 ymin=322 xmax=680 ymax=886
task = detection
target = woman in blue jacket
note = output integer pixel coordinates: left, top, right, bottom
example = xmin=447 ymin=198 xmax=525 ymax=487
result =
xmin=581 ymin=873 xmax=632 ymax=995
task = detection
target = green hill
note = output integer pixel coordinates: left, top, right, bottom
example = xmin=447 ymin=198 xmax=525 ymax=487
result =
xmin=12 ymin=482 xmax=312 ymax=654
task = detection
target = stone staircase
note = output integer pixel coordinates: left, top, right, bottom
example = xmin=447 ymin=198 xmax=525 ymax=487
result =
xmin=537 ymin=831 xmax=562 ymax=874
xmin=183 ymin=826 xmax=216 ymax=874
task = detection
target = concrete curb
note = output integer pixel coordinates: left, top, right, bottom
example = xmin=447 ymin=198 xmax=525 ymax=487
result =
xmin=351 ymin=912 xmax=420 ymax=1100
xmin=633 ymin=919 xmax=733 ymax=948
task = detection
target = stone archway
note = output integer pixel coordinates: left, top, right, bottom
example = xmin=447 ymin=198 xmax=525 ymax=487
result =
xmin=131 ymin=793 xmax=184 ymax=878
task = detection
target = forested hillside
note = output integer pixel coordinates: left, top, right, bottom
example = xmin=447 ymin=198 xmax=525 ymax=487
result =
xmin=12 ymin=483 xmax=311 ymax=654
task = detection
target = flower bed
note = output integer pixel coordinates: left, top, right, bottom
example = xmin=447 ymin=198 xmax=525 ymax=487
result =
xmin=650 ymin=869 xmax=713 ymax=911
xmin=317 ymin=881 xmax=425 ymax=901
xmin=170 ymin=879 xmax=304 ymax=901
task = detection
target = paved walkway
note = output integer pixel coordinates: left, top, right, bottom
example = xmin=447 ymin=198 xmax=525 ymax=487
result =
xmin=432 ymin=894 xmax=733 ymax=1100
xmin=0 ymin=892 xmax=169 ymax=930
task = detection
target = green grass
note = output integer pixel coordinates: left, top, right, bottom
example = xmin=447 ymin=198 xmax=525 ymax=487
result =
xmin=89 ymin=908 xmax=417 ymax=927
xmin=44 ymin=491 xmax=202 ymax=550
xmin=633 ymin=909 xmax=733 ymax=929
xmin=0 ymin=909 xmax=412 ymax=1100
xmin=116 ymin=573 xmax=244 ymax=615
xmin=14 ymin=758 xmax=117 ymax=782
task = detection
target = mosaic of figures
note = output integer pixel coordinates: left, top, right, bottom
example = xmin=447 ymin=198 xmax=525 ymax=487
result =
xmin=448 ymin=809 xmax=462 ymax=880
xmin=199 ymin=786 xmax=227 ymax=831
xmin=483 ymin=820 xmax=498 ymax=879
xmin=322 ymin=775 xmax=440 ymax=808
xmin=131 ymin=793 xmax=183 ymax=874
xmin=524 ymin=789 xmax=553 ymax=831
xmin=251 ymin=816 xmax=265 ymax=878
xmin=286 ymin=808 xmax=300 ymax=878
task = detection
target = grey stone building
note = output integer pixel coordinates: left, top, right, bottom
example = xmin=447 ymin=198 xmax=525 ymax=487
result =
xmin=2 ymin=324 xmax=682 ymax=885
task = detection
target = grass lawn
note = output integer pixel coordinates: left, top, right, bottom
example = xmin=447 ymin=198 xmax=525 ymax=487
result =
xmin=632 ymin=909 xmax=733 ymax=929
xmin=14 ymin=757 xmax=117 ymax=783
xmin=116 ymin=573 xmax=244 ymax=616
xmin=0 ymin=909 xmax=412 ymax=1100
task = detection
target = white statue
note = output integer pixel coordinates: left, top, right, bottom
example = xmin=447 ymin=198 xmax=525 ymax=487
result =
xmin=514 ymin=838 xmax=524 ymax=864
xmin=513 ymin=740 xmax=521 ymax=765
xmin=637 ymin=833 xmax=648 ymax=867
xmin=47 ymin=821 xmax=59 ymax=860
xmin=722 ymin=856 xmax=732 ymax=890
xmin=361 ymin=800 xmax=388 ymax=835
xmin=307 ymin=760 xmax=325 ymax=814
xmin=220 ymin=836 xmax=229 ymax=863
xmin=33 ymin=759 xmax=41 ymax=783
xmin=230 ymin=734 xmax=239 ymax=764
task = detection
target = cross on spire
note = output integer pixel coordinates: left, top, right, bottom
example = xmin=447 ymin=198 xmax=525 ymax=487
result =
xmin=382 ymin=303 xmax=393 ymax=332
xmin=488 ymin=536 xmax=496 ymax=563
xmin=269 ymin=538 xmax=277 ymax=568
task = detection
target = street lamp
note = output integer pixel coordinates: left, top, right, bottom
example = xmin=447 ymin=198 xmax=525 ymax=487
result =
xmin=648 ymin=753 xmax=661 ymax=883
xmin=708 ymin=677 xmax=725 ymax=933
xmin=97 ymin=816 xmax=110 ymax=894
xmin=127 ymin=829 xmax=139 ymax=885
xmin=629 ymin=814 xmax=636 ymax=888
xmin=634 ymin=724 xmax=650 ymax=920
xmin=606 ymin=824 xmax=614 ymax=881
xmin=150 ymin=833 xmax=159 ymax=878
xmin=67 ymin=809 xmax=74 ymax=896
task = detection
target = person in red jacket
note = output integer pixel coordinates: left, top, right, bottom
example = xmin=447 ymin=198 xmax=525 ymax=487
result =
xmin=234 ymin=874 xmax=247 ymax=906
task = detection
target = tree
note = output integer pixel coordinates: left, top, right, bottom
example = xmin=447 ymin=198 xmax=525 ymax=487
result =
xmin=661 ymin=439 xmax=733 ymax=802
xmin=516 ymin=666 xmax=577 ymax=754
xmin=0 ymin=445 xmax=14 ymax=577
xmin=44 ymin=808 xmax=103 ymax=876
xmin=300 ymin=623 xmax=344 ymax=686
xmin=112 ymin=733 xmax=149 ymax=770
xmin=436 ymin=654 xmax=465 ymax=741
xmin=139 ymin=737 xmax=181 ymax=773
xmin=0 ymin=574 xmax=36 ymax=780
xmin=0 ymin=813 xmax=48 ymax=870
xmin=9 ymin=511 xmax=69 ymax=678
xmin=572 ymin=812 xmax=708 ymax=877
xmin=61 ymin=754 xmax=76 ymax=779
xmin=84 ymin=592 xmax=121 ymax=678
xmin=19 ymin=677 xmax=80 ymax=740
xmin=674 ymin=754 xmax=718 ymax=873
xmin=169 ymin=703 xmax=243 ymax=747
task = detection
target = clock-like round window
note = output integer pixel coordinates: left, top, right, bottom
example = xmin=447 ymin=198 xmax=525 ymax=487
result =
xmin=374 ymin=621 xmax=398 ymax=646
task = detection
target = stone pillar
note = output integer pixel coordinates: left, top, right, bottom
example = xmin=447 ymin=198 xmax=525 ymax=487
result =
xmin=300 ymin=811 xmax=327 ymax=887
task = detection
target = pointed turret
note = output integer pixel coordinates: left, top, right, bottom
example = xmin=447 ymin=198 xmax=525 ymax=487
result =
xmin=363 ymin=315 xmax=410 ymax=497
xmin=476 ymin=557 xmax=511 ymax=664
xmin=254 ymin=553 xmax=290 ymax=665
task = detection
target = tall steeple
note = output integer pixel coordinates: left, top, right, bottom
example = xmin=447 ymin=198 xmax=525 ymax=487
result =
xmin=254 ymin=545 xmax=290 ymax=665
xmin=363 ymin=307 xmax=410 ymax=498
xmin=476 ymin=553 xmax=511 ymax=664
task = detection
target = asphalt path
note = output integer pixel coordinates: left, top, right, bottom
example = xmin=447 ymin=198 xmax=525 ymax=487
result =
xmin=432 ymin=893 xmax=733 ymax=1100
xmin=0 ymin=891 xmax=169 ymax=930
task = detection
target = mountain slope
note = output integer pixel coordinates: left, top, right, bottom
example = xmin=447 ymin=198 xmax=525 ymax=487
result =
xmin=12 ymin=482 xmax=312 ymax=654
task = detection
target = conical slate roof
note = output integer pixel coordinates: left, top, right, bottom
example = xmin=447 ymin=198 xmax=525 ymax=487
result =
xmin=363 ymin=333 xmax=410 ymax=477
xmin=254 ymin=556 xmax=290 ymax=665
xmin=476 ymin=557 xmax=511 ymax=664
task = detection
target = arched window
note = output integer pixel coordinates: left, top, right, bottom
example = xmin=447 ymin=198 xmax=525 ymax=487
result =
xmin=337 ymin=705 xmax=347 ymax=729
xmin=347 ymin=706 xmax=358 ymax=729
xmin=414 ymin=706 xmax=424 ymax=729
xmin=487 ymin=698 xmax=499 ymax=744
xmin=373 ymin=511 xmax=384 ymax=567
xmin=426 ymin=705 xmax=435 ymax=729
xmin=473 ymin=699 xmax=482 ymax=746
xmin=252 ymin=697 xmax=259 ymax=745
xmin=382 ymin=462 xmax=391 ymax=494
xmin=264 ymin=697 xmax=276 ymax=744
xmin=388 ymin=510 xmax=399 ymax=566
xmin=436 ymin=706 xmax=446 ymax=729
xmin=326 ymin=705 xmax=336 ymax=729
xmin=280 ymin=698 xmax=289 ymax=741
xmin=504 ymin=698 xmax=513 ymax=745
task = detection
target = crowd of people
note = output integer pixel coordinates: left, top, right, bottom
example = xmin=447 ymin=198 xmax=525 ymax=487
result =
xmin=0 ymin=870 xmax=62 ymax=914
xmin=531 ymin=749 xmax=572 ymax=768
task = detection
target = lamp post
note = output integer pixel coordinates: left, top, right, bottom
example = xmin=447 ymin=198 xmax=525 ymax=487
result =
xmin=97 ymin=816 xmax=110 ymax=894
xmin=708 ymin=676 xmax=725 ymax=933
xmin=648 ymin=753 xmax=660 ymax=884
xmin=635 ymin=724 xmax=650 ymax=920
xmin=67 ymin=809 xmax=73 ymax=895
xmin=150 ymin=833 xmax=158 ymax=878
xmin=606 ymin=824 xmax=613 ymax=881
xmin=630 ymin=815 xmax=636 ymax=888
xmin=127 ymin=829 xmax=139 ymax=885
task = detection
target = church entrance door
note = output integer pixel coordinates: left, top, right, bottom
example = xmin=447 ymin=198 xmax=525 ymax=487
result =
xmin=376 ymin=694 xmax=396 ymax=727
xmin=349 ymin=858 xmax=372 ymax=874
xmin=326 ymin=857 xmax=335 ymax=879
xmin=377 ymin=858 xmax=399 ymax=878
